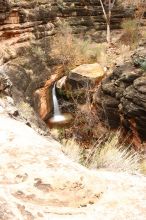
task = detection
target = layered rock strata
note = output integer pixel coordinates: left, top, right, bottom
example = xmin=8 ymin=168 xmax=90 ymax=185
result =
xmin=0 ymin=0 xmax=134 ymax=46
xmin=98 ymin=47 xmax=146 ymax=147
xmin=0 ymin=0 xmax=140 ymax=122
xmin=0 ymin=0 xmax=145 ymax=131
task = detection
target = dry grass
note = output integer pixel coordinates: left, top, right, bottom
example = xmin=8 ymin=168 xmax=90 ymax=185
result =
xmin=51 ymin=22 xmax=107 ymax=72
xmin=140 ymin=159 xmax=146 ymax=174
xmin=61 ymin=132 xmax=140 ymax=174
xmin=61 ymin=138 xmax=83 ymax=163
xmin=50 ymin=128 xmax=60 ymax=140
xmin=86 ymin=133 xmax=140 ymax=173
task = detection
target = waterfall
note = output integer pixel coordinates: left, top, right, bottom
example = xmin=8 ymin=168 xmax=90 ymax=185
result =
xmin=49 ymin=83 xmax=73 ymax=125
xmin=52 ymin=84 xmax=61 ymax=116
xmin=51 ymin=84 xmax=66 ymax=122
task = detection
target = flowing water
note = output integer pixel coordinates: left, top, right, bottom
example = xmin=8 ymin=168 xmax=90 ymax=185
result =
xmin=52 ymin=84 xmax=61 ymax=116
xmin=51 ymin=84 xmax=68 ymax=122
xmin=48 ymin=84 xmax=73 ymax=126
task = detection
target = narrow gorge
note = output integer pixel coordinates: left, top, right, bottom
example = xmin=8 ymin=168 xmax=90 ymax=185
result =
xmin=0 ymin=0 xmax=146 ymax=219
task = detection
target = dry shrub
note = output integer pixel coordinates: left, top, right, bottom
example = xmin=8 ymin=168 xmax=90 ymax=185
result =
xmin=84 ymin=132 xmax=140 ymax=173
xmin=69 ymin=103 xmax=106 ymax=146
xmin=51 ymin=22 xmax=106 ymax=72
xmin=58 ymin=86 xmax=107 ymax=147
xmin=121 ymin=0 xmax=146 ymax=21
xmin=50 ymin=128 xmax=60 ymax=140
xmin=140 ymin=159 xmax=146 ymax=175
xmin=30 ymin=45 xmax=46 ymax=59
xmin=61 ymin=132 xmax=140 ymax=174
xmin=121 ymin=19 xmax=139 ymax=46
xmin=61 ymin=138 xmax=83 ymax=163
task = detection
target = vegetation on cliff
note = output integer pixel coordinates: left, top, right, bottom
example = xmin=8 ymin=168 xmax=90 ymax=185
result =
xmin=0 ymin=1 xmax=146 ymax=219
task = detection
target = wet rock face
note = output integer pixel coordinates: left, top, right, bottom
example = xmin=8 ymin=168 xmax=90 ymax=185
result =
xmin=98 ymin=49 xmax=146 ymax=142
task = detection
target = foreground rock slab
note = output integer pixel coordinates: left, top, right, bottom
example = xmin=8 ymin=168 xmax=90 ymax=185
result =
xmin=0 ymin=113 xmax=146 ymax=219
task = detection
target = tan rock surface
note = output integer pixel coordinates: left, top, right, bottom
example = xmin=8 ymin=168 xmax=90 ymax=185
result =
xmin=65 ymin=63 xmax=105 ymax=91
xmin=70 ymin=63 xmax=105 ymax=80
xmin=0 ymin=112 xmax=146 ymax=219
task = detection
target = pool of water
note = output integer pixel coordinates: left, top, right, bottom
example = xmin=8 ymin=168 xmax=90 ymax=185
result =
xmin=48 ymin=113 xmax=73 ymax=128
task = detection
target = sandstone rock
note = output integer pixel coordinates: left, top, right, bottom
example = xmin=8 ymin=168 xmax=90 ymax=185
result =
xmin=56 ymin=75 xmax=67 ymax=89
xmin=132 ymin=46 xmax=146 ymax=67
xmin=0 ymin=112 xmax=146 ymax=219
xmin=0 ymin=0 xmax=136 ymax=47
xmin=68 ymin=63 xmax=105 ymax=89
xmin=34 ymin=85 xmax=53 ymax=121
xmin=0 ymin=65 xmax=49 ymax=134
xmin=55 ymin=64 xmax=105 ymax=113
xmin=0 ymin=0 xmax=142 ymax=133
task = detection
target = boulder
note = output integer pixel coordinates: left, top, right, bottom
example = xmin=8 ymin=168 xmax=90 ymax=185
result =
xmin=68 ymin=63 xmax=105 ymax=89
xmin=55 ymin=63 xmax=105 ymax=112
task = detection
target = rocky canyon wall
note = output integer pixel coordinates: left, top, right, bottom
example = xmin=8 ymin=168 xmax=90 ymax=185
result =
xmin=97 ymin=47 xmax=146 ymax=148
xmin=0 ymin=0 xmax=134 ymax=49
xmin=1 ymin=0 xmax=146 ymax=141
xmin=0 ymin=0 xmax=134 ymax=121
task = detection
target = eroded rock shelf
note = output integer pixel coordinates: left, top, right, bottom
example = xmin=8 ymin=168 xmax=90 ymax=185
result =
xmin=0 ymin=112 xmax=146 ymax=220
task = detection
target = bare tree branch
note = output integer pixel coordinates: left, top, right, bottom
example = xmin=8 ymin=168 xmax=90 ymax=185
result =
xmin=111 ymin=0 xmax=116 ymax=10
xmin=99 ymin=0 xmax=117 ymax=43
xmin=99 ymin=0 xmax=108 ymax=21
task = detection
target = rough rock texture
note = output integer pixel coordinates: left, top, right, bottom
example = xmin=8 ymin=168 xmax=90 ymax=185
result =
xmin=0 ymin=64 xmax=49 ymax=134
xmin=0 ymin=0 xmax=134 ymax=42
xmin=34 ymin=70 xmax=64 ymax=120
xmin=0 ymin=0 xmax=141 ymax=122
xmin=0 ymin=111 xmax=146 ymax=220
xmin=68 ymin=63 xmax=105 ymax=88
xmin=56 ymin=63 xmax=105 ymax=113
xmin=0 ymin=0 xmax=136 ymax=67
xmin=0 ymin=0 xmax=11 ymax=22
xmin=0 ymin=0 xmax=145 ymax=136
xmin=98 ymin=46 xmax=146 ymax=146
